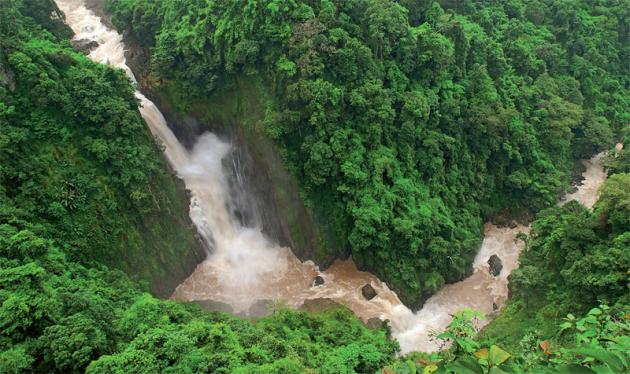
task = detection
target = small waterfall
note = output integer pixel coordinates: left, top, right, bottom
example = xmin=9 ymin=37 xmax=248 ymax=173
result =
xmin=55 ymin=0 xmax=611 ymax=354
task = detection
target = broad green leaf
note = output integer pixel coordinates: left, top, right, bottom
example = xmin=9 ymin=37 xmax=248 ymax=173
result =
xmin=559 ymin=322 xmax=573 ymax=332
xmin=496 ymin=365 xmax=518 ymax=374
xmin=584 ymin=316 xmax=598 ymax=324
xmin=588 ymin=308 xmax=602 ymax=316
xmin=556 ymin=364 xmax=596 ymax=374
xmin=444 ymin=357 xmax=484 ymax=374
xmin=571 ymin=347 xmax=625 ymax=373
xmin=489 ymin=345 xmax=511 ymax=366
xmin=489 ymin=367 xmax=510 ymax=374
xmin=408 ymin=361 xmax=418 ymax=374
xmin=591 ymin=364 xmax=615 ymax=374
xmin=423 ymin=364 xmax=438 ymax=374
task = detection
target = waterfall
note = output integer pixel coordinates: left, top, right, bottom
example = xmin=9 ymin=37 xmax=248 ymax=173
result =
xmin=55 ymin=0 xmax=610 ymax=354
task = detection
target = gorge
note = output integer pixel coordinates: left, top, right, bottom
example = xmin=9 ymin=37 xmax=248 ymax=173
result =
xmin=2 ymin=0 xmax=629 ymax=372
xmin=54 ymin=0 xmax=612 ymax=355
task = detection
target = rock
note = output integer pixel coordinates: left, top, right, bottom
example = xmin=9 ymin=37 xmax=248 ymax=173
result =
xmin=247 ymin=299 xmax=274 ymax=317
xmin=191 ymin=299 xmax=234 ymax=314
xmin=0 ymin=63 xmax=15 ymax=92
xmin=492 ymin=302 xmax=499 ymax=311
xmin=488 ymin=254 xmax=503 ymax=277
xmin=361 ymin=284 xmax=377 ymax=300
xmin=312 ymin=275 xmax=325 ymax=287
xmin=300 ymin=298 xmax=345 ymax=313
xmin=366 ymin=317 xmax=385 ymax=329
xmin=71 ymin=38 xmax=99 ymax=54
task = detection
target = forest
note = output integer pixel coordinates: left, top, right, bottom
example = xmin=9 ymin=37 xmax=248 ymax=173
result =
xmin=107 ymin=0 xmax=629 ymax=306
xmin=1 ymin=0 xmax=628 ymax=373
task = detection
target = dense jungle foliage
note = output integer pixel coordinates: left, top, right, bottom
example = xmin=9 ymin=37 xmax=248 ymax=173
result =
xmin=483 ymin=176 xmax=630 ymax=351
xmin=0 ymin=0 xmax=204 ymax=296
xmin=387 ymin=137 xmax=629 ymax=373
xmin=1 ymin=0 xmax=628 ymax=373
xmin=107 ymin=0 xmax=630 ymax=305
xmin=391 ymin=145 xmax=630 ymax=373
xmin=0 ymin=1 xmax=398 ymax=373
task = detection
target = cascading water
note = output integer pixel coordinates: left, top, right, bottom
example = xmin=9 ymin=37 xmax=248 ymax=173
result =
xmin=55 ymin=0 xmax=611 ymax=354
xmin=560 ymin=152 xmax=608 ymax=210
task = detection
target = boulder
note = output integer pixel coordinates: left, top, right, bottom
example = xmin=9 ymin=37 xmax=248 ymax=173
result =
xmin=71 ymin=38 xmax=99 ymax=54
xmin=488 ymin=254 xmax=503 ymax=277
xmin=361 ymin=284 xmax=377 ymax=300
xmin=366 ymin=317 xmax=385 ymax=329
xmin=300 ymin=298 xmax=345 ymax=313
xmin=191 ymin=299 xmax=234 ymax=314
xmin=312 ymin=275 xmax=325 ymax=287
xmin=247 ymin=299 xmax=274 ymax=317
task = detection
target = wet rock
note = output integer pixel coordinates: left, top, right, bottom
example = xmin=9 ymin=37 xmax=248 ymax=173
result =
xmin=247 ymin=299 xmax=274 ymax=317
xmin=300 ymin=298 xmax=345 ymax=313
xmin=488 ymin=255 xmax=503 ymax=277
xmin=366 ymin=317 xmax=385 ymax=329
xmin=71 ymin=38 xmax=99 ymax=54
xmin=312 ymin=275 xmax=325 ymax=287
xmin=362 ymin=284 xmax=377 ymax=300
xmin=192 ymin=299 xmax=234 ymax=314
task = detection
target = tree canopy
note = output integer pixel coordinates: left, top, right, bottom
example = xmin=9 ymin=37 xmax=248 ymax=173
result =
xmin=108 ymin=0 xmax=629 ymax=305
xmin=1 ymin=0 xmax=628 ymax=372
xmin=0 ymin=2 xmax=398 ymax=373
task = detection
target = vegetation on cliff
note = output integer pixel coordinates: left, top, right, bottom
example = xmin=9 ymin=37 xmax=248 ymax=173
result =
xmin=1 ymin=0 xmax=628 ymax=373
xmin=390 ymin=139 xmax=630 ymax=373
xmin=107 ymin=0 xmax=629 ymax=305
xmin=484 ymin=179 xmax=629 ymax=348
xmin=0 ymin=1 xmax=398 ymax=373
xmin=384 ymin=143 xmax=629 ymax=373
xmin=0 ymin=0 xmax=203 ymax=296
xmin=476 ymin=162 xmax=629 ymax=371
xmin=388 ymin=304 xmax=629 ymax=373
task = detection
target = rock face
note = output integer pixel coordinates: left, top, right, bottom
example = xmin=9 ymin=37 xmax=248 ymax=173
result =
xmin=313 ymin=275 xmax=325 ymax=287
xmin=0 ymin=62 xmax=15 ymax=92
xmin=71 ymin=38 xmax=99 ymax=54
xmin=362 ymin=284 xmax=377 ymax=300
xmin=488 ymin=254 xmax=503 ymax=277
xmin=134 ymin=85 xmax=347 ymax=270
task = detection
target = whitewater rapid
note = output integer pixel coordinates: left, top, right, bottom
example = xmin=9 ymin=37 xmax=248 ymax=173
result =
xmin=55 ymin=0 xmax=610 ymax=354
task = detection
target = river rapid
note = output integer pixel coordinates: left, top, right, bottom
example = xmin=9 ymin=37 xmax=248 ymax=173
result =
xmin=55 ymin=0 xmax=610 ymax=354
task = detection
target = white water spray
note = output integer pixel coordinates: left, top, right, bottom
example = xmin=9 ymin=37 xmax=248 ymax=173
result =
xmin=55 ymin=0 xmax=610 ymax=354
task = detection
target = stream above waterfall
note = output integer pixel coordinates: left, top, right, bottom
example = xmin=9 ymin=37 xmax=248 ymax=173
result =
xmin=55 ymin=0 xmax=611 ymax=354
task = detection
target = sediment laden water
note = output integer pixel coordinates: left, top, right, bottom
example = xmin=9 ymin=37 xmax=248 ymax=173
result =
xmin=55 ymin=0 xmax=610 ymax=354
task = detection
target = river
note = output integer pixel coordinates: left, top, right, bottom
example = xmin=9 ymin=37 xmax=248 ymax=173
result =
xmin=54 ymin=0 xmax=610 ymax=354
